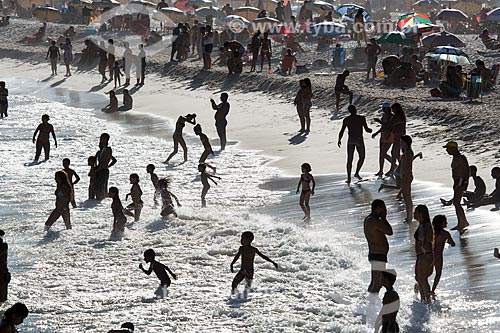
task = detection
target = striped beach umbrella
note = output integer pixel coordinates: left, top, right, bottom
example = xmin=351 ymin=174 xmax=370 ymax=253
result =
xmin=397 ymin=12 xmax=432 ymax=30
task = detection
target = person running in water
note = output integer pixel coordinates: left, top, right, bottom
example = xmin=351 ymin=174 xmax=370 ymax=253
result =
xmin=338 ymin=105 xmax=372 ymax=183
xmin=198 ymin=163 xmax=220 ymax=207
xmin=124 ymin=173 xmax=143 ymax=222
xmin=158 ymin=177 xmax=181 ymax=218
xmin=210 ymin=93 xmax=230 ymax=151
xmin=296 ymin=162 xmax=315 ymax=222
xmin=443 ymin=141 xmax=470 ymax=231
xmin=32 ymin=114 xmax=57 ymax=162
xmin=164 ymin=114 xmax=197 ymax=164
xmin=139 ymin=249 xmax=177 ymax=296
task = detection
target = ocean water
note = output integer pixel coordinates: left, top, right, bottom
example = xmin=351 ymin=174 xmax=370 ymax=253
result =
xmin=1 ymin=77 xmax=500 ymax=333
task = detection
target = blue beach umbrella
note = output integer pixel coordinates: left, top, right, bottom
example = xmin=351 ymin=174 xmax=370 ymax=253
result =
xmin=336 ymin=4 xmax=371 ymax=22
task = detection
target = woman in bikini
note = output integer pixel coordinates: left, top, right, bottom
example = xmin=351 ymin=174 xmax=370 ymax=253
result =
xmin=301 ymin=78 xmax=313 ymax=133
xmin=296 ymin=163 xmax=315 ymax=222
xmin=431 ymin=215 xmax=455 ymax=297
xmin=413 ymin=204 xmax=434 ymax=303
xmin=386 ymin=103 xmax=406 ymax=176
xmin=164 ymin=114 xmax=197 ymax=164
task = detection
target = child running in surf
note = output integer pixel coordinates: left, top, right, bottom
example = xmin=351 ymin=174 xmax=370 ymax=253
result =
xmin=108 ymin=187 xmax=127 ymax=239
xmin=124 ymin=173 xmax=143 ymax=222
xmin=194 ymin=124 xmax=216 ymax=172
xmin=230 ymin=231 xmax=278 ymax=298
xmin=146 ymin=164 xmax=160 ymax=205
xmin=296 ymin=163 xmax=315 ymax=222
xmin=158 ymin=177 xmax=181 ymax=218
xmin=198 ymin=163 xmax=220 ymax=207
xmin=139 ymin=249 xmax=177 ymax=297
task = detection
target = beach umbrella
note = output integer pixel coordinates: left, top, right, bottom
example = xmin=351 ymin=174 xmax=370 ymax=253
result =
xmin=222 ymin=14 xmax=251 ymax=25
xmin=129 ymin=0 xmax=156 ymax=8
xmin=252 ymin=16 xmax=280 ymax=31
xmin=91 ymin=0 xmax=120 ymax=8
xmin=336 ymin=4 xmax=371 ymax=22
xmin=68 ymin=0 xmax=92 ymax=8
xmin=397 ymin=12 xmax=432 ymax=30
xmin=32 ymin=6 xmax=63 ymax=22
xmin=429 ymin=45 xmax=468 ymax=57
xmin=187 ymin=0 xmax=212 ymax=7
xmin=436 ymin=8 xmax=469 ymax=21
xmin=402 ymin=23 xmax=439 ymax=35
xmin=412 ymin=0 xmax=440 ymax=11
xmin=377 ymin=31 xmax=416 ymax=45
xmin=422 ymin=31 xmax=465 ymax=48
xmin=305 ymin=1 xmax=336 ymax=14
xmin=234 ymin=6 xmax=260 ymax=21
xmin=159 ymin=6 xmax=186 ymax=22
xmin=311 ymin=21 xmax=347 ymax=37
xmin=485 ymin=8 xmax=500 ymax=22
xmin=195 ymin=6 xmax=224 ymax=17
xmin=426 ymin=53 xmax=470 ymax=65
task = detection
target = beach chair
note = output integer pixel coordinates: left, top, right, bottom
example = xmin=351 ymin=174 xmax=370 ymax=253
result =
xmin=331 ymin=47 xmax=346 ymax=68
xmin=464 ymin=75 xmax=483 ymax=102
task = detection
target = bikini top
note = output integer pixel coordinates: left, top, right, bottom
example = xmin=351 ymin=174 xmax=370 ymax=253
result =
xmin=301 ymin=174 xmax=311 ymax=183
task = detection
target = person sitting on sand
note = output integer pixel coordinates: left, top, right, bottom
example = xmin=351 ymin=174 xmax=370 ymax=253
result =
xmin=63 ymin=26 xmax=76 ymax=40
xmin=374 ymin=269 xmax=400 ymax=333
xmin=296 ymin=162 xmax=315 ymax=222
xmin=382 ymin=56 xmax=401 ymax=80
xmin=441 ymin=165 xmax=486 ymax=206
xmin=117 ymin=89 xmax=133 ymax=111
xmin=466 ymin=167 xmax=500 ymax=211
xmin=19 ymin=22 xmax=46 ymax=44
xmin=438 ymin=65 xmax=463 ymax=98
xmin=387 ymin=63 xmax=416 ymax=88
xmin=338 ymin=105 xmax=372 ymax=183
xmin=471 ymin=60 xmax=493 ymax=90
xmin=431 ymin=215 xmax=455 ymax=297
xmin=281 ymin=48 xmax=297 ymax=76
xmin=334 ymin=70 xmax=353 ymax=113
xmin=224 ymin=40 xmax=245 ymax=74
xmin=480 ymin=29 xmax=500 ymax=50
xmin=102 ymin=91 xmax=118 ymax=113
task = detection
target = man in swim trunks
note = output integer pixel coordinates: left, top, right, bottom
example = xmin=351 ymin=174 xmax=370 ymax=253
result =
xmin=365 ymin=38 xmax=381 ymax=80
xmin=444 ymin=141 xmax=470 ymax=231
xmin=338 ymin=105 xmax=372 ymax=183
xmin=94 ymin=133 xmax=117 ymax=200
xmin=335 ymin=70 xmax=353 ymax=113
xmin=0 ymin=81 xmax=8 ymax=118
xmin=210 ymin=93 xmax=230 ymax=151
xmin=364 ymin=199 xmax=393 ymax=294
xmin=32 ymin=114 xmax=57 ymax=162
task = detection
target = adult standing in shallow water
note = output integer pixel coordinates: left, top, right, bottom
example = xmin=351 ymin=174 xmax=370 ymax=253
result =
xmin=364 ymin=199 xmax=393 ymax=294
xmin=431 ymin=215 xmax=455 ymax=296
xmin=372 ymin=102 xmax=393 ymax=177
xmin=0 ymin=302 xmax=29 ymax=333
xmin=0 ymin=81 xmax=8 ymax=119
xmin=0 ymin=230 xmax=10 ymax=303
xmin=443 ymin=141 xmax=470 ymax=231
xmin=94 ymin=133 xmax=117 ymax=200
xmin=294 ymin=79 xmax=305 ymax=132
xmin=45 ymin=170 xmax=72 ymax=231
xmin=32 ymin=114 xmax=57 ymax=162
xmin=210 ymin=93 xmax=230 ymax=151
xmin=413 ymin=204 xmax=434 ymax=303
xmin=164 ymin=114 xmax=197 ymax=164
xmin=338 ymin=105 xmax=372 ymax=183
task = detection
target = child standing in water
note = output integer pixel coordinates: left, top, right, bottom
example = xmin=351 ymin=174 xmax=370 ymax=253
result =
xmin=296 ymin=163 xmax=315 ymax=222
xmin=125 ymin=173 xmax=143 ymax=222
xmin=146 ymin=164 xmax=160 ymax=205
xmin=158 ymin=177 xmax=181 ymax=218
xmin=374 ymin=269 xmax=400 ymax=333
xmin=87 ymin=156 xmax=97 ymax=200
xmin=0 ymin=81 xmax=8 ymax=118
xmin=45 ymin=171 xmax=72 ymax=231
xmin=431 ymin=215 xmax=455 ymax=297
xmin=62 ymin=158 xmax=80 ymax=208
xmin=230 ymin=231 xmax=278 ymax=298
xmin=194 ymin=124 xmax=216 ymax=172
xmin=108 ymin=187 xmax=127 ymax=239
xmin=139 ymin=249 xmax=177 ymax=296
xmin=198 ymin=163 xmax=221 ymax=207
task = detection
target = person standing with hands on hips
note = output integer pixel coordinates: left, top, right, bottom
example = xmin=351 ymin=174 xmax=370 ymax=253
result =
xmin=210 ymin=93 xmax=230 ymax=151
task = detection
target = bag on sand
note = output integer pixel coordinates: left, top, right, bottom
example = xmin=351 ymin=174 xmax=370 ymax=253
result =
xmin=430 ymin=88 xmax=441 ymax=97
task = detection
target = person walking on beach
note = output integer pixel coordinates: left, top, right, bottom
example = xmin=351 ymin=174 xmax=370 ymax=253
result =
xmin=122 ymin=42 xmax=133 ymax=87
xmin=202 ymin=25 xmax=214 ymax=70
xmin=0 ymin=230 xmax=10 ymax=303
xmin=372 ymin=102 xmax=393 ymax=177
xmin=94 ymin=133 xmax=117 ymax=200
xmin=158 ymin=177 xmax=181 ymax=218
xmin=194 ymin=124 xmax=216 ymax=172
xmin=386 ymin=103 xmax=406 ymax=176
xmin=365 ymin=38 xmax=381 ymax=80
xmin=45 ymin=170 xmax=72 ymax=231
xmin=294 ymin=79 xmax=306 ymax=132
xmin=136 ymin=44 xmax=146 ymax=86
xmin=431 ymin=215 xmax=455 ymax=297
xmin=108 ymin=186 xmax=127 ymax=239
xmin=296 ymin=163 xmax=315 ymax=222
xmin=46 ymin=41 xmax=60 ymax=76
xmin=413 ymin=204 xmax=434 ymax=303
xmin=210 ymin=93 xmax=230 ymax=151
xmin=98 ymin=41 xmax=108 ymax=83
xmin=62 ymin=158 xmax=80 ymax=208
xmin=0 ymin=81 xmax=8 ymax=119
xmin=260 ymin=31 xmax=272 ymax=72
xmin=107 ymin=39 xmax=115 ymax=81
xmin=441 ymin=165 xmax=486 ymax=206
xmin=199 ymin=163 xmax=220 ymax=207
xmin=33 ymin=114 xmax=57 ymax=162
xmin=250 ymin=31 xmax=261 ymax=72
xmin=139 ymin=249 xmax=177 ymax=296
xmin=338 ymin=105 xmax=372 ymax=183
xmin=230 ymin=231 xmax=278 ymax=298
xmin=443 ymin=141 xmax=470 ymax=231
xmin=0 ymin=303 xmax=29 ymax=333
xmin=334 ymin=70 xmax=353 ymax=113
xmin=364 ymin=199 xmax=393 ymax=294
xmin=164 ymin=114 xmax=197 ymax=164
xmin=62 ymin=38 xmax=73 ymax=77
xmin=373 ymin=269 xmax=400 ymax=333
xmin=124 ymin=173 xmax=143 ymax=222
xmin=301 ymin=78 xmax=313 ymax=132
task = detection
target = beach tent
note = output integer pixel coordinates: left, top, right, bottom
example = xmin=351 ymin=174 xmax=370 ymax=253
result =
xmin=485 ymin=8 xmax=500 ymax=22
xmin=436 ymin=8 xmax=469 ymax=21
xmin=32 ymin=6 xmax=63 ymax=22
xmin=425 ymin=46 xmax=470 ymax=65
xmin=305 ymin=1 xmax=336 ymax=14
xmin=412 ymin=0 xmax=440 ymax=12
xmin=234 ymin=6 xmax=260 ymax=20
xmin=397 ymin=12 xmax=432 ymax=30
xmin=422 ymin=31 xmax=465 ymax=48
xmin=336 ymin=4 xmax=371 ymax=22
xmin=311 ymin=21 xmax=347 ymax=37
xmin=195 ymin=6 xmax=224 ymax=17
xmin=377 ymin=31 xmax=416 ymax=45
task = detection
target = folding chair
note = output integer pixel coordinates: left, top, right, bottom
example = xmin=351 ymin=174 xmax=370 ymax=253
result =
xmin=464 ymin=75 xmax=483 ymax=102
